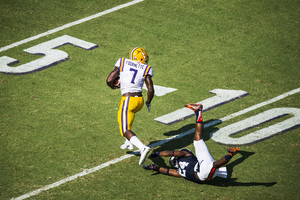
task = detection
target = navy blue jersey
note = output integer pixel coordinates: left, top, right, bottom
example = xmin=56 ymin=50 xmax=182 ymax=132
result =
xmin=176 ymin=149 xmax=202 ymax=184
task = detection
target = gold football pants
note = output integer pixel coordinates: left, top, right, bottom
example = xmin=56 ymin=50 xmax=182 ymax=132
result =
xmin=118 ymin=96 xmax=144 ymax=136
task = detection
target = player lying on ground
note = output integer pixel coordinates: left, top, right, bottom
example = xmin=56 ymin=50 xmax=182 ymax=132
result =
xmin=143 ymin=103 xmax=240 ymax=183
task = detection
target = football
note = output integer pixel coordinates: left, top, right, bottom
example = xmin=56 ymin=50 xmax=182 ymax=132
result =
xmin=113 ymin=77 xmax=120 ymax=88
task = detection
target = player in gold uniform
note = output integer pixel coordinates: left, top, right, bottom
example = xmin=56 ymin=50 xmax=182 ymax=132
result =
xmin=107 ymin=47 xmax=154 ymax=165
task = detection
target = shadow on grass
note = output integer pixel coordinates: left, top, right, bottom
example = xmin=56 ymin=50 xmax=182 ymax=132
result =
xmin=149 ymin=119 xmax=219 ymax=147
xmin=208 ymin=150 xmax=277 ymax=187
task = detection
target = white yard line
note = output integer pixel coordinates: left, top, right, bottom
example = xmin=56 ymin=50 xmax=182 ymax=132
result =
xmin=0 ymin=0 xmax=144 ymax=53
xmin=12 ymin=87 xmax=300 ymax=200
xmin=12 ymin=154 xmax=134 ymax=200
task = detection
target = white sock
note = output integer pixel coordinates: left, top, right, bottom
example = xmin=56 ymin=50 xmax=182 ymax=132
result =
xmin=125 ymin=138 xmax=131 ymax=145
xmin=130 ymin=136 xmax=146 ymax=152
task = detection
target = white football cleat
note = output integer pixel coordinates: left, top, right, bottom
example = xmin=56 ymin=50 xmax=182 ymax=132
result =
xmin=120 ymin=141 xmax=134 ymax=150
xmin=139 ymin=146 xmax=150 ymax=165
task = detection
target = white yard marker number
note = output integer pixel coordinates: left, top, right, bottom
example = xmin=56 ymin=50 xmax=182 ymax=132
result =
xmin=0 ymin=35 xmax=98 ymax=74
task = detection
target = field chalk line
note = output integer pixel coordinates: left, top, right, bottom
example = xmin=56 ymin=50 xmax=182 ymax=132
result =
xmin=0 ymin=0 xmax=144 ymax=53
xmin=12 ymin=87 xmax=300 ymax=200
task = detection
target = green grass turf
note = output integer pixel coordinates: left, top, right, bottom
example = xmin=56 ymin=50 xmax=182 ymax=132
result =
xmin=0 ymin=0 xmax=299 ymax=199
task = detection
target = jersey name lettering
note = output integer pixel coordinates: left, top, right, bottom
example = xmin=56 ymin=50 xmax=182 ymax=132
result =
xmin=126 ymin=60 xmax=144 ymax=69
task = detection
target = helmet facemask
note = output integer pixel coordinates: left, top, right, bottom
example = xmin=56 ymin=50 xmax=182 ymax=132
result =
xmin=169 ymin=156 xmax=179 ymax=168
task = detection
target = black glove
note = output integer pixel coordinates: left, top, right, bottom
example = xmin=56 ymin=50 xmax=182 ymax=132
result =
xmin=143 ymin=164 xmax=160 ymax=171
xmin=150 ymin=152 xmax=160 ymax=158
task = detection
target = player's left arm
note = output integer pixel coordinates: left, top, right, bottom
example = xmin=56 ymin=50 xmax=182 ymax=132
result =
xmin=159 ymin=167 xmax=181 ymax=177
xmin=145 ymin=75 xmax=154 ymax=104
xmin=213 ymin=147 xmax=240 ymax=168
xmin=106 ymin=67 xmax=119 ymax=89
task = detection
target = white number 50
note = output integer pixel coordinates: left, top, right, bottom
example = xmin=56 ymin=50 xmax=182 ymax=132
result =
xmin=0 ymin=35 xmax=98 ymax=74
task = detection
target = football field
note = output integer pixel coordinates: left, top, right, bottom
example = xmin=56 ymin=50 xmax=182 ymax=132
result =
xmin=1 ymin=0 xmax=299 ymax=199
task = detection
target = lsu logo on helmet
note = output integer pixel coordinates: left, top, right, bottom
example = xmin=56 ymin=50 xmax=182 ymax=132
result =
xmin=129 ymin=47 xmax=149 ymax=64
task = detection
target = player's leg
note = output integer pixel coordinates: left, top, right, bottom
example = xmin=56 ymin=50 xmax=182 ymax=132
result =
xmin=123 ymin=130 xmax=147 ymax=152
xmin=185 ymin=103 xmax=217 ymax=180
xmin=118 ymin=96 xmax=150 ymax=165
xmin=194 ymin=123 xmax=203 ymax=141
xmin=120 ymin=138 xmax=134 ymax=150
xmin=185 ymin=103 xmax=213 ymax=161
xmin=118 ymin=97 xmax=134 ymax=150
xmin=121 ymin=96 xmax=147 ymax=150
xmin=184 ymin=103 xmax=203 ymax=141
xmin=125 ymin=129 xmax=150 ymax=165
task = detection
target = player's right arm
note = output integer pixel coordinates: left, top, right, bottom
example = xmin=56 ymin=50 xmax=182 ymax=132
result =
xmin=106 ymin=67 xmax=119 ymax=89
xmin=151 ymin=150 xmax=191 ymax=158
